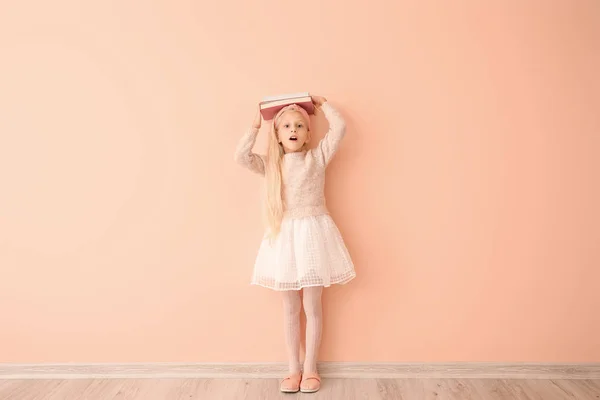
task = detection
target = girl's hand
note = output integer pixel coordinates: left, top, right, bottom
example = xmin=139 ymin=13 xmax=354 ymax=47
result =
xmin=252 ymin=106 xmax=262 ymax=129
xmin=311 ymin=95 xmax=327 ymax=108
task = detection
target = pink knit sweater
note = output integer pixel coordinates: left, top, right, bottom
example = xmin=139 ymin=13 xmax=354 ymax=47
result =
xmin=234 ymin=102 xmax=346 ymax=219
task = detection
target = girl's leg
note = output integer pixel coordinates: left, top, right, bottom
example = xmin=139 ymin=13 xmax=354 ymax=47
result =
xmin=302 ymin=286 xmax=323 ymax=374
xmin=282 ymin=290 xmax=302 ymax=374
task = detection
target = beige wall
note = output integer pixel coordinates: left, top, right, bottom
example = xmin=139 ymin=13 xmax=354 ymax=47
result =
xmin=1 ymin=0 xmax=599 ymax=363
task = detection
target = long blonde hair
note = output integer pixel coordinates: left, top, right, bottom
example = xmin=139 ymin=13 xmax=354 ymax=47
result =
xmin=264 ymin=106 xmax=310 ymax=238
xmin=264 ymin=117 xmax=285 ymax=238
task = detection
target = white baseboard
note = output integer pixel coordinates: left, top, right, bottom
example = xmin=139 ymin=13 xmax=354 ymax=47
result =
xmin=1 ymin=362 xmax=599 ymax=380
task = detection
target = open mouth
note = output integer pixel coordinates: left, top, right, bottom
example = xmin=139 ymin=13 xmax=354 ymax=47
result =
xmin=289 ymin=136 xmax=298 ymax=141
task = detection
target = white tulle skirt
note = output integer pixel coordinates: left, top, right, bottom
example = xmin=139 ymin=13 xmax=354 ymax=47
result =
xmin=251 ymin=214 xmax=356 ymax=291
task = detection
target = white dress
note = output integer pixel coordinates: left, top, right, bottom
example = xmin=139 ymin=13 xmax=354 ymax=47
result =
xmin=251 ymin=213 xmax=356 ymax=291
xmin=234 ymin=102 xmax=356 ymax=291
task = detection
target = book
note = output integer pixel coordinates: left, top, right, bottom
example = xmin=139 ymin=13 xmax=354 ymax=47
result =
xmin=259 ymin=92 xmax=314 ymax=120
xmin=261 ymin=92 xmax=309 ymax=102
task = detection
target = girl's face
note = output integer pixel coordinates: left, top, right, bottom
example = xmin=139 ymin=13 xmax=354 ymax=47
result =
xmin=276 ymin=111 xmax=310 ymax=153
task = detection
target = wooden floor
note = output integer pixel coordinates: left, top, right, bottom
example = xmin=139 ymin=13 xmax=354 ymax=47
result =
xmin=0 ymin=378 xmax=599 ymax=399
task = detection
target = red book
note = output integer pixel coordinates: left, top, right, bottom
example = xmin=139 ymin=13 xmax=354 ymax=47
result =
xmin=259 ymin=92 xmax=314 ymax=120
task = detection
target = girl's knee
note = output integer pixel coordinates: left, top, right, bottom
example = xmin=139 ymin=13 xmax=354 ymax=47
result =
xmin=283 ymin=292 xmax=302 ymax=314
xmin=302 ymin=288 xmax=323 ymax=318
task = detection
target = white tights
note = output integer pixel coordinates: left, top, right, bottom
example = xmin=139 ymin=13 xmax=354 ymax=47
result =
xmin=282 ymin=287 xmax=323 ymax=374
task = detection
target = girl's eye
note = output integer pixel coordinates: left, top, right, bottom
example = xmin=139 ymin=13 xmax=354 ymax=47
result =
xmin=284 ymin=124 xmax=289 ymax=128
xmin=298 ymin=124 xmax=303 ymax=128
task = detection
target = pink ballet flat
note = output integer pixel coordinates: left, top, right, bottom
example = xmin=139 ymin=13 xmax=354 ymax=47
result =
xmin=280 ymin=372 xmax=302 ymax=393
xmin=300 ymin=372 xmax=321 ymax=393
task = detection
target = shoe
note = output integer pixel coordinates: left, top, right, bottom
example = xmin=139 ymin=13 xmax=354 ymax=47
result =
xmin=300 ymin=372 xmax=321 ymax=393
xmin=280 ymin=372 xmax=302 ymax=393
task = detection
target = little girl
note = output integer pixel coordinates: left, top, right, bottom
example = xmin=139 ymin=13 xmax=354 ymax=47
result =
xmin=234 ymin=95 xmax=356 ymax=393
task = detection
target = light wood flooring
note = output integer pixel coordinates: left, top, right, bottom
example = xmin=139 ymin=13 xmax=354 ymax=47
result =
xmin=0 ymin=378 xmax=599 ymax=399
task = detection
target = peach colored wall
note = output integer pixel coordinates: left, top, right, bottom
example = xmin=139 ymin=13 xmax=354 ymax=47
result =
xmin=1 ymin=1 xmax=599 ymax=363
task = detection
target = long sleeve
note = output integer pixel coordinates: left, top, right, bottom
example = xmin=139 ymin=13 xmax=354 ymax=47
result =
xmin=314 ymin=102 xmax=347 ymax=166
xmin=234 ymin=127 xmax=266 ymax=175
